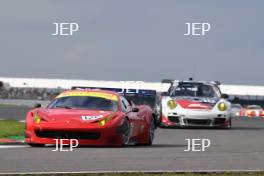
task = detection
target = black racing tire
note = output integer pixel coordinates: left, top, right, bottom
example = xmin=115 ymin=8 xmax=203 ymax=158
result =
xmin=224 ymin=118 xmax=232 ymax=129
xmin=28 ymin=143 xmax=45 ymax=147
xmin=122 ymin=118 xmax=131 ymax=146
xmin=152 ymin=113 xmax=159 ymax=128
xmin=146 ymin=118 xmax=155 ymax=145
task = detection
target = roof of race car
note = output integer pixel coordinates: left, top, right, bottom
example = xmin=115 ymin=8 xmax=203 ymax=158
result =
xmin=56 ymin=89 xmax=119 ymax=101
xmin=166 ymin=80 xmax=221 ymax=95
xmin=162 ymin=78 xmax=220 ymax=86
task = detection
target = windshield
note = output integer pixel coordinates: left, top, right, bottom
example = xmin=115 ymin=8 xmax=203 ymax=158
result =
xmin=47 ymin=96 xmax=118 ymax=111
xmin=170 ymin=83 xmax=220 ymax=98
xmin=125 ymin=95 xmax=156 ymax=108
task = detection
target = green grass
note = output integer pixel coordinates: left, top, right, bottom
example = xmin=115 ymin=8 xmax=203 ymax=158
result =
xmin=0 ymin=120 xmax=25 ymax=138
xmin=12 ymin=172 xmax=264 ymax=176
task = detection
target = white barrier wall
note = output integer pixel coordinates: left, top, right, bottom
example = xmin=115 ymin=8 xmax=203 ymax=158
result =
xmin=0 ymin=77 xmax=170 ymax=92
xmin=1 ymin=77 xmax=264 ymax=96
xmin=219 ymin=85 xmax=264 ymax=97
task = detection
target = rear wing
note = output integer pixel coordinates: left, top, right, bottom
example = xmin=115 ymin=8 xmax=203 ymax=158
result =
xmin=161 ymin=78 xmax=221 ymax=95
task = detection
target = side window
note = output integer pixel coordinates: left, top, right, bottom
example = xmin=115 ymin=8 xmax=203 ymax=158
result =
xmin=121 ymin=96 xmax=131 ymax=112
xmin=213 ymin=86 xmax=222 ymax=98
xmin=121 ymin=100 xmax=127 ymax=112
xmin=121 ymin=97 xmax=127 ymax=112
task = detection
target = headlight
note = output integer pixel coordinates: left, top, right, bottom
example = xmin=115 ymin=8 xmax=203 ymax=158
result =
xmin=98 ymin=118 xmax=111 ymax=126
xmin=218 ymin=102 xmax=227 ymax=111
xmin=167 ymin=100 xmax=177 ymax=109
xmin=97 ymin=113 xmax=117 ymax=126
xmin=34 ymin=112 xmax=41 ymax=124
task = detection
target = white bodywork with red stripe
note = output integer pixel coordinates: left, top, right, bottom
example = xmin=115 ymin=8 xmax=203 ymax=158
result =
xmin=160 ymin=96 xmax=231 ymax=127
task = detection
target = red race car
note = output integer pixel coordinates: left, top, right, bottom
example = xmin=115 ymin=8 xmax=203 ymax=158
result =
xmin=25 ymin=89 xmax=155 ymax=147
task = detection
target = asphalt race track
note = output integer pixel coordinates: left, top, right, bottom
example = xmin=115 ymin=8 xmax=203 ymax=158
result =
xmin=0 ymin=105 xmax=29 ymax=120
xmin=1 ymin=107 xmax=264 ymax=173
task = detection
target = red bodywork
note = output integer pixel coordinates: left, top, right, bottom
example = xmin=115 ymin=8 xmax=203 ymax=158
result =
xmin=25 ymin=90 xmax=154 ymax=146
xmin=175 ymin=100 xmax=213 ymax=110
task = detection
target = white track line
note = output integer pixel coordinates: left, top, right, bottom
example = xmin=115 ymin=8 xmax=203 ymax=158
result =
xmin=0 ymin=145 xmax=27 ymax=149
xmin=0 ymin=170 xmax=264 ymax=175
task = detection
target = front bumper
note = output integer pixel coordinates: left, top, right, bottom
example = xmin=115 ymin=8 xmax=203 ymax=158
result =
xmin=25 ymin=121 xmax=126 ymax=146
xmin=160 ymin=110 xmax=230 ymax=127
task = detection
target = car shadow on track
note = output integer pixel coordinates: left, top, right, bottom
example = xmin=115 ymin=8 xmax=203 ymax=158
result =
xmin=38 ymin=144 xmax=186 ymax=149
xmin=130 ymin=144 xmax=186 ymax=148
xmin=231 ymin=126 xmax=264 ymax=130
xmin=159 ymin=126 xmax=264 ymax=130
xmin=159 ymin=126 xmax=229 ymax=130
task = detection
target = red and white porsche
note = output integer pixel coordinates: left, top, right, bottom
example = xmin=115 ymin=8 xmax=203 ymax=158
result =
xmin=25 ymin=89 xmax=155 ymax=147
xmin=160 ymin=80 xmax=232 ymax=128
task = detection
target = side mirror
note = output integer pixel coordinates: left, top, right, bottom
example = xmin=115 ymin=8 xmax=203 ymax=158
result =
xmin=34 ymin=103 xmax=41 ymax=108
xmin=131 ymin=107 xmax=139 ymax=112
xmin=221 ymin=94 xmax=229 ymax=99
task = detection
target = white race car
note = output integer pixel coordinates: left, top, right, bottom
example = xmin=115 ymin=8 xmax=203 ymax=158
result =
xmin=160 ymin=80 xmax=232 ymax=128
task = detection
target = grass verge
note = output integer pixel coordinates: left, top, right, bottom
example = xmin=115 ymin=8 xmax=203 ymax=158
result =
xmin=0 ymin=120 xmax=25 ymax=138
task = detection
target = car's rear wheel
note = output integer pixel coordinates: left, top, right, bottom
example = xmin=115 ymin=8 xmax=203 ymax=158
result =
xmin=146 ymin=118 xmax=155 ymax=145
xmin=122 ymin=118 xmax=130 ymax=145
xmin=28 ymin=143 xmax=45 ymax=147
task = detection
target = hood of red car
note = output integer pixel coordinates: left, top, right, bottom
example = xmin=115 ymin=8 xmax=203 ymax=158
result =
xmin=37 ymin=108 xmax=114 ymax=122
xmin=174 ymin=97 xmax=218 ymax=110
